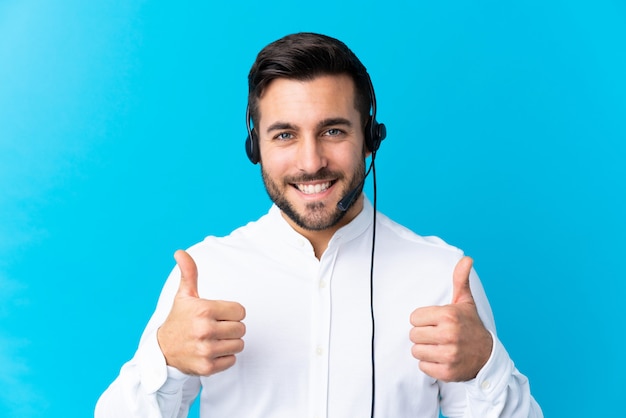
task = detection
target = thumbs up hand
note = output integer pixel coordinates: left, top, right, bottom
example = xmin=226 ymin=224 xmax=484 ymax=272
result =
xmin=157 ymin=250 xmax=246 ymax=376
xmin=409 ymin=257 xmax=493 ymax=382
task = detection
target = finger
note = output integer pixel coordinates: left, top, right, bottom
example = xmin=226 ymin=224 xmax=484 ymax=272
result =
xmin=410 ymin=306 xmax=447 ymax=327
xmin=201 ymin=319 xmax=246 ymax=340
xmin=207 ymin=338 xmax=246 ymax=358
xmin=409 ymin=325 xmax=441 ymax=345
xmin=200 ymin=354 xmax=238 ymax=376
xmin=417 ymin=360 xmax=455 ymax=383
xmin=174 ymin=249 xmax=199 ymax=298
xmin=201 ymin=300 xmax=246 ymax=322
xmin=410 ymin=308 xmax=461 ymax=345
xmin=192 ymin=353 xmax=239 ymax=377
xmin=451 ymin=256 xmax=474 ymax=304
xmin=411 ymin=343 xmax=445 ymax=363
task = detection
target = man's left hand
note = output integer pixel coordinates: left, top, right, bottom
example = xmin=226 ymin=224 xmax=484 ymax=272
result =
xmin=409 ymin=256 xmax=493 ymax=382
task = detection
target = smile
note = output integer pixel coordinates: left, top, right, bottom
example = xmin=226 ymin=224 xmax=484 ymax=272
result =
xmin=295 ymin=181 xmax=333 ymax=195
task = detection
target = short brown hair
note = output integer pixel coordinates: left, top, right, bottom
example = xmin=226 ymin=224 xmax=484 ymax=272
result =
xmin=247 ymin=33 xmax=372 ymax=129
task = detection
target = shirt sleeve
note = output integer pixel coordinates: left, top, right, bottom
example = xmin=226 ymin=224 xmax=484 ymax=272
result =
xmin=95 ymin=266 xmax=201 ymax=418
xmin=437 ymin=265 xmax=543 ymax=418
xmin=95 ymin=329 xmax=201 ymax=418
xmin=439 ymin=331 xmax=543 ymax=418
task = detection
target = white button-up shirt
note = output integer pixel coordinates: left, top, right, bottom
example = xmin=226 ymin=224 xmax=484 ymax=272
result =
xmin=96 ymin=199 xmax=542 ymax=417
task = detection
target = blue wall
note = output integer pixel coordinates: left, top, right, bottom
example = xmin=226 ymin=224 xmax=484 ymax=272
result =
xmin=1 ymin=1 xmax=624 ymax=416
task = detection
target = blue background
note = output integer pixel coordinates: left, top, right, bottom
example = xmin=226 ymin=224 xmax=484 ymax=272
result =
xmin=1 ymin=0 xmax=624 ymax=417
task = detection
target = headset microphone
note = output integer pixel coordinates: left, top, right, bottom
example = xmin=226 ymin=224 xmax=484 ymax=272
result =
xmin=337 ymin=160 xmax=374 ymax=212
xmin=337 ymin=186 xmax=362 ymax=212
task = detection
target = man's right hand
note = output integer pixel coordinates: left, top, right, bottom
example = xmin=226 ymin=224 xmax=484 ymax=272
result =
xmin=157 ymin=250 xmax=246 ymax=376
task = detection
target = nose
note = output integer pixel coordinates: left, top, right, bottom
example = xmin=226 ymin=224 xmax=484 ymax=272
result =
xmin=296 ymin=136 xmax=327 ymax=173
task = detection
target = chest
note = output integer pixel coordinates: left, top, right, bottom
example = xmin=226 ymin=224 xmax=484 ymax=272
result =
xmin=194 ymin=245 xmax=450 ymax=417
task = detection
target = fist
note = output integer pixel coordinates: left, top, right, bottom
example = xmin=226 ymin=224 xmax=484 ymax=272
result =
xmin=157 ymin=250 xmax=246 ymax=376
xmin=409 ymin=257 xmax=493 ymax=382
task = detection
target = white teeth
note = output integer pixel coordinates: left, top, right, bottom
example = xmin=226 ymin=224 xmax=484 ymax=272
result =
xmin=297 ymin=182 xmax=331 ymax=194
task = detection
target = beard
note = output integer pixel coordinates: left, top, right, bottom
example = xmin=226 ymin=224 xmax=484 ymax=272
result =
xmin=261 ymin=160 xmax=366 ymax=231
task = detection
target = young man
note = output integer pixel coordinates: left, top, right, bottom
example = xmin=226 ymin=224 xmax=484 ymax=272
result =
xmin=96 ymin=32 xmax=542 ymax=417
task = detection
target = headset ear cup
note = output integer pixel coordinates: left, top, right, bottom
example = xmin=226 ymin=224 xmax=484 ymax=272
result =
xmin=364 ymin=117 xmax=386 ymax=153
xmin=245 ymin=130 xmax=260 ymax=164
xmin=374 ymin=122 xmax=387 ymax=152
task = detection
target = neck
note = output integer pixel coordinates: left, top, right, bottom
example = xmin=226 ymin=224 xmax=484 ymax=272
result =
xmin=282 ymin=195 xmax=364 ymax=260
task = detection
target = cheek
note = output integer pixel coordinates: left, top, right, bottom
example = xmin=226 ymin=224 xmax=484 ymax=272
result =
xmin=331 ymin=147 xmax=363 ymax=170
xmin=260 ymin=150 xmax=295 ymax=182
xmin=260 ymin=147 xmax=289 ymax=170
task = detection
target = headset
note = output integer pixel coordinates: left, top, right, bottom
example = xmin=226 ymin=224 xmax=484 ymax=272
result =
xmin=244 ymin=73 xmax=386 ymax=164
xmin=244 ymin=72 xmax=386 ymax=418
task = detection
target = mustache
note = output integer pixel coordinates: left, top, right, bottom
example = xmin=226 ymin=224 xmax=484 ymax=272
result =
xmin=285 ymin=168 xmax=344 ymax=184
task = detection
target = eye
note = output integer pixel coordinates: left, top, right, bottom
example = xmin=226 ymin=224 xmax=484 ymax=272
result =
xmin=274 ymin=132 xmax=294 ymax=141
xmin=324 ymin=128 xmax=344 ymax=137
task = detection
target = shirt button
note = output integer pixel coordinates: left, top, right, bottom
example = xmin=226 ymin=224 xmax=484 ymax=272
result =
xmin=481 ymin=380 xmax=491 ymax=390
xmin=315 ymin=346 xmax=324 ymax=356
xmin=319 ymin=280 xmax=327 ymax=289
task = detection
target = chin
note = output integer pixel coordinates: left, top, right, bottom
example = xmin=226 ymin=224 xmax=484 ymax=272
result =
xmin=283 ymin=200 xmax=347 ymax=232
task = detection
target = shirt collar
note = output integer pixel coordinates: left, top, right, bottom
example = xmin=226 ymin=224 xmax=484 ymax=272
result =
xmin=265 ymin=195 xmax=374 ymax=251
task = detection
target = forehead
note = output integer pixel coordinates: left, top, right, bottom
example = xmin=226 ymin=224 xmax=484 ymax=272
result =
xmin=257 ymin=74 xmax=359 ymax=127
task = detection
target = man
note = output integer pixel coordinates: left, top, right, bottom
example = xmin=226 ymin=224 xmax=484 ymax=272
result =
xmin=96 ymin=32 xmax=542 ymax=417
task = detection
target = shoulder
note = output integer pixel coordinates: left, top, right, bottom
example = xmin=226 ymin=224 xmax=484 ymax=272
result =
xmin=375 ymin=211 xmax=463 ymax=259
xmin=183 ymin=207 xmax=286 ymax=270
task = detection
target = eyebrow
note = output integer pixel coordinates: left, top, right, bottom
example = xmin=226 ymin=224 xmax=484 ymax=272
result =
xmin=317 ymin=117 xmax=353 ymax=130
xmin=265 ymin=118 xmax=353 ymax=134
xmin=266 ymin=122 xmax=296 ymax=134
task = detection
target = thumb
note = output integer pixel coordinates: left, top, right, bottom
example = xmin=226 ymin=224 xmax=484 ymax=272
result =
xmin=174 ymin=249 xmax=199 ymax=298
xmin=451 ymin=256 xmax=474 ymax=304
